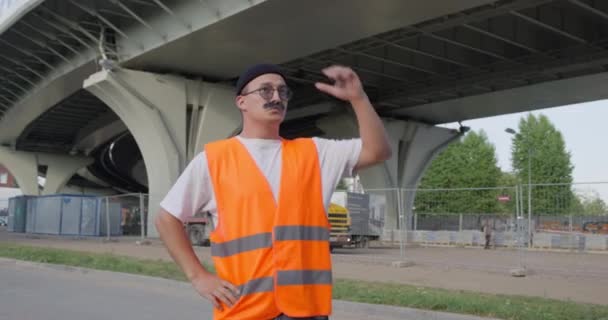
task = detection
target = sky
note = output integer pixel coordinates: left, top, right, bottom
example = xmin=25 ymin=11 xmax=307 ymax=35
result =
xmin=440 ymin=99 xmax=608 ymax=202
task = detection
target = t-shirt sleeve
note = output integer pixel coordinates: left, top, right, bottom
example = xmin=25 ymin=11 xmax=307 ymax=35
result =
xmin=313 ymin=137 xmax=362 ymax=193
xmin=159 ymin=152 xmax=213 ymax=222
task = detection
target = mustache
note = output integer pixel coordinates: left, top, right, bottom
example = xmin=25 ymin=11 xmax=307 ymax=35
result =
xmin=263 ymin=101 xmax=286 ymax=110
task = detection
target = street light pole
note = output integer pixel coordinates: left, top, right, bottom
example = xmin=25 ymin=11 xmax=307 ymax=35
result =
xmin=527 ymin=148 xmax=532 ymax=249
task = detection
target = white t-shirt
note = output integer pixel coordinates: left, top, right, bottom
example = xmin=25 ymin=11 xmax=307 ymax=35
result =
xmin=160 ymin=136 xmax=362 ymax=230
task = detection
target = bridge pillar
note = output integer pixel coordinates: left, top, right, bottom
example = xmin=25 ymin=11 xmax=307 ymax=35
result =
xmin=84 ymin=69 xmax=240 ymax=237
xmin=0 ymin=147 xmax=39 ymax=195
xmin=0 ymin=147 xmax=93 ymax=195
xmin=318 ymin=114 xmax=462 ymax=241
xmin=38 ymin=154 xmax=94 ymax=195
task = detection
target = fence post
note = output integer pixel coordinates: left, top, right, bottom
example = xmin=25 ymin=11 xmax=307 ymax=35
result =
xmin=105 ymin=197 xmax=111 ymax=241
xmin=528 ymin=184 xmax=532 ymax=249
xmin=515 ymin=186 xmax=520 ymax=218
xmin=459 ymin=214 xmax=463 ymax=232
xmin=414 ymin=213 xmax=418 ymax=231
xmin=139 ymin=193 xmax=145 ymax=240
xmin=396 ymin=188 xmax=404 ymax=258
xmin=569 ymin=214 xmax=575 ymax=250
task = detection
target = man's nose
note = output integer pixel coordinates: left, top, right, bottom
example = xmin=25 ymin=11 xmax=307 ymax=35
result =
xmin=271 ymin=88 xmax=281 ymax=102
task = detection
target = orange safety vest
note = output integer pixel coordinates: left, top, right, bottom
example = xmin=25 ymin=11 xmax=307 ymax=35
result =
xmin=205 ymin=137 xmax=332 ymax=320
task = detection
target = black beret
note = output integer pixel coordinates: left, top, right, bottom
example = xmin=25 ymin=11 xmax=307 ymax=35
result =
xmin=235 ymin=64 xmax=287 ymax=95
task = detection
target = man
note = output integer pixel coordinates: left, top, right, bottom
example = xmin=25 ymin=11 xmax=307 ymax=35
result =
xmin=155 ymin=64 xmax=391 ymax=320
xmin=483 ymin=220 xmax=492 ymax=249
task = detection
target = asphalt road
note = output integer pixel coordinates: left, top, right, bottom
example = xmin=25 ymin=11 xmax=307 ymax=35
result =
xmin=0 ymin=258 xmax=497 ymax=320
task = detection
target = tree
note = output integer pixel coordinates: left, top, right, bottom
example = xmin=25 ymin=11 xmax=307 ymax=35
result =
xmin=499 ymin=171 xmax=518 ymax=187
xmin=578 ymin=191 xmax=608 ymax=216
xmin=511 ymin=114 xmax=575 ymax=215
xmin=415 ymin=130 xmax=502 ymax=214
xmin=583 ymin=197 xmax=608 ymax=216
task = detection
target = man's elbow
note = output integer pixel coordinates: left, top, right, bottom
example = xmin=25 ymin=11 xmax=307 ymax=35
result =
xmin=380 ymin=144 xmax=392 ymax=161
xmin=373 ymin=143 xmax=392 ymax=163
xmin=359 ymin=143 xmax=392 ymax=169
xmin=154 ymin=210 xmax=177 ymax=236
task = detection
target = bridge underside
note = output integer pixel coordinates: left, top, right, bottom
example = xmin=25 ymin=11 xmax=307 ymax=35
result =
xmin=4 ymin=1 xmax=608 ymax=126
xmin=0 ymin=0 xmax=607 ymax=218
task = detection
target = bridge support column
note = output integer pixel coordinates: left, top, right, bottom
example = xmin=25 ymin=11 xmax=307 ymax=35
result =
xmin=0 ymin=147 xmax=93 ymax=195
xmin=38 ymin=154 xmax=94 ymax=195
xmin=0 ymin=147 xmax=39 ymax=195
xmin=318 ymin=114 xmax=463 ymax=241
xmin=84 ymin=69 xmax=239 ymax=237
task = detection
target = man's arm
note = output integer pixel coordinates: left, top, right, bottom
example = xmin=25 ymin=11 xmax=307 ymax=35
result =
xmin=155 ymin=210 xmax=239 ymax=310
xmin=350 ymin=96 xmax=392 ymax=171
xmin=154 ymin=210 xmax=207 ymax=281
xmin=315 ymin=65 xmax=392 ymax=171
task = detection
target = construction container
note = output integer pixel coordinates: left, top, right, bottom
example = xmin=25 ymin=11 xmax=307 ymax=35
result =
xmin=22 ymin=194 xmax=121 ymax=236
xmin=7 ymin=195 xmax=29 ymax=233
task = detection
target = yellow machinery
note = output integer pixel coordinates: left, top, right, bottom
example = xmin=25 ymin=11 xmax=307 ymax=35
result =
xmin=328 ymin=203 xmax=351 ymax=250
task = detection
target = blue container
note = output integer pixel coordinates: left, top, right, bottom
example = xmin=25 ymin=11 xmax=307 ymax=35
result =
xmin=23 ymin=194 xmax=121 ymax=237
xmin=7 ymin=195 xmax=30 ymax=233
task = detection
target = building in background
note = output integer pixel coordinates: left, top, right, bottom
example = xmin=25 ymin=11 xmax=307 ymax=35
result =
xmin=0 ymin=164 xmax=16 ymax=188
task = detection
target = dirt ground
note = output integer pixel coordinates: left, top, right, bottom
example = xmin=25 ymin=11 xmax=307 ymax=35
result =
xmin=2 ymin=228 xmax=607 ymax=306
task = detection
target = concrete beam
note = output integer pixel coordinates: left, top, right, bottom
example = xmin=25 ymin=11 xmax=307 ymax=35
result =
xmin=0 ymin=146 xmax=93 ymax=196
xmin=122 ymin=0 xmax=494 ymax=77
xmin=393 ymin=71 xmax=608 ymax=124
xmin=0 ymin=50 xmax=98 ymax=146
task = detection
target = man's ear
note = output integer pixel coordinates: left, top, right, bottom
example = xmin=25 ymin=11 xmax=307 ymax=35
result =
xmin=235 ymin=95 xmax=247 ymax=112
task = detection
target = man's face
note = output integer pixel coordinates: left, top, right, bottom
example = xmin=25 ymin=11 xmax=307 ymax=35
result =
xmin=236 ymin=74 xmax=291 ymax=124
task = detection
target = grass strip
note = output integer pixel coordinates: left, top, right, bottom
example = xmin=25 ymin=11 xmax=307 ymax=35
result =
xmin=1 ymin=242 xmax=606 ymax=320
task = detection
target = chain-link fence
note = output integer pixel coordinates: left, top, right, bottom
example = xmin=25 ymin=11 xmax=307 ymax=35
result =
xmin=366 ymin=183 xmax=608 ymax=251
xmin=2 ymin=182 xmax=607 ymax=251
xmin=365 ymin=189 xmax=405 ymax=255
xmin=405 ymin=186 xmax=524 ymax=249
xmin=362 ymin=187 xmax=524 ymax=260
xmin=98 ymin=193 xmax=148 ymax=241
xmin=525 ymin=183 xmax=608 ymax=234
xmin=412 ymin=186 xmax=517 ymax=229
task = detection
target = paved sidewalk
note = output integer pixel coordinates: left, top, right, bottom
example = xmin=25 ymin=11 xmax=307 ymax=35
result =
xmin=0 ymin=258 xmax=498 ymax=320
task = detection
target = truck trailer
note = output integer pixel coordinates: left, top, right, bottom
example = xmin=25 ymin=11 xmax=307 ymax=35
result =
xmin=328 ymin=191 xmax=386 ymax=250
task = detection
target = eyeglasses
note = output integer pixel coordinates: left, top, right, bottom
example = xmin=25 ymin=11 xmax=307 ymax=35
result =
xmin=241 ymin=85 xmax=293 ymax=101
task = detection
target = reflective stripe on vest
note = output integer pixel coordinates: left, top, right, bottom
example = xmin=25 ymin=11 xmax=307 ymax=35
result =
xmin=236 ymin=270 xmax=332 ymax=298
xmin=211 ymin=226 xmax=329 ymax=257
xmin=274 ymin=226 xmax=329 ymax=241
xmin=238 ymin=277 xmax=274 ymax=296
xmin=211 ymin=232 xmax=272 ymax=257
xmin=277 ymin=270 xmax=332 ymax=286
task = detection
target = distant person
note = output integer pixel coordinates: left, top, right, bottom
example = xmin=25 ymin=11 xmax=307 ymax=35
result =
xmin=155 ymin=64 xmax=391 ymax=319
xmin=483 ymin=220 xmax=492 ymax=249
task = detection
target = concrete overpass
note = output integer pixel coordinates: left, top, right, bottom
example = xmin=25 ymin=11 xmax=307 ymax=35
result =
xmin=1 ymin=0 xmax=608 ymax=236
